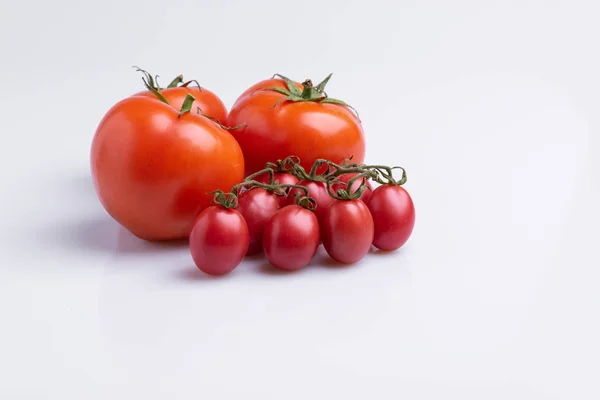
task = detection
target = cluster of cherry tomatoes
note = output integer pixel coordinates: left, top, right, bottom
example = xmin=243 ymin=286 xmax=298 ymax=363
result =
xmin=190 ymin=156 xmax=415 ymax=275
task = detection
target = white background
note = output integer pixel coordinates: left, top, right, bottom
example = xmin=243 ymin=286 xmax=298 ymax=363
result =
xmin=1 ymin=0 xmax=599 ymax=399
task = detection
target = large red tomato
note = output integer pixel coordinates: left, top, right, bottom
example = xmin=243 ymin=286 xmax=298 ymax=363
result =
xmin=132 ymin=68 xmax=228 ymax=123
xmin=227 ymin=74 xmax=366 ymax=176
xmin=90 ymin=94 xmax=244 ymax=241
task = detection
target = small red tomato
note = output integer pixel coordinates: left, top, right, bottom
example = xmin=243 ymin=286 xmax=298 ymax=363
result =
xmin=367 ymin=185 xmax=415 ymax=251
xmin=189 ymin=205 xmax=249 ymax=275
xmin=336 ymin=173 xmax=373 ymax=204
xmin=237 ymin=188 xmax=281 ymax=256
xmin=321 ymin=199 xmax=374 ymax=264
xmin=253 ymin=171 xmax=299 ymax=206
xmin=287 ymin=180 xmax=336 ymax=221
xmin=262 ymin=205 xmax=320 ymax=271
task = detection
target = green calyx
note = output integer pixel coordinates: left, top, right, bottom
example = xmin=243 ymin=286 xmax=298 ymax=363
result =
xmin=324 ymin=158 xmax=408 ymax=186
xmin=294 ymin=194 xmax=318 ymax=211
xmin=166 ymin=74 xmax=184 ymax=88
xmin=326 ymin=171 xmax=374 ymax=201
xmin=237 ymin=161 xmax=316 ymax=210
xmin=264 ymin=156 xmax=301 ymax=174
xmin=233 ymin=179 xmax=309 ymax=200
xmin=133 ymin=68 xmax=240 ymax=130
xmin=264 ymin=73 xmax=359 ymax=117
xmin=181 ymin=100 xmax=245 ymax=130
xmin=133 ymin=66 xmax=203 ymax=99
xmin=208 ymin=178 xmax=316 ymax=211
xmin=365 ymin=165 xmax=407 ymax=186
xmin=196 ymin=108 xmax=246 ymax=131
xmin=178 ymin=94 xmax=196 ymax=118
xmin=208 ymin=154 xmax=407 ymax=214
xmin=209 ymin=190 xmax=239 ymax=209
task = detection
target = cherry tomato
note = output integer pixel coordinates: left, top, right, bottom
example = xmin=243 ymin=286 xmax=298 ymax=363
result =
xmin=286 ymin=179 xmax=338 ymax=221
xmin=237 ymin=188 xmax=281 ymax=256
xmin=189 ymin=205 xmax=249 ymax=275
xmin=367 ymin=185 xmax=415 ymax=251
xmin=335 ymin=173 xmax=373 ymax=204
xmin=227 ymin=75 xmax=365 ymax=176
xmin=262 ymin=205 xmax=320 ymax=271
xmin=321 ymin=199 xmax=374 ymax=264
xmin=91 ymin=95 xmax=244 ymax=241
xmin=253 ymin=171 xmax=299 ymax=206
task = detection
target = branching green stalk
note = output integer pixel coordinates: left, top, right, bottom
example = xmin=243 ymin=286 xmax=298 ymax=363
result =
xmin=261 ymin=73 xmax=360 ymax=118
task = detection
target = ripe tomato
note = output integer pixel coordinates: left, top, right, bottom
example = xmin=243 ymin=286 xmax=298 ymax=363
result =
xmin=321 ymin=199 xmax=374 ymax=264
xmin=237 ymin=188 xmax=281 ymax=256
xmin=133 ymin=68 xmax=228 ymax=123
xmin=286 ymin=179 xmax=337 ymax=221
xmin=253 ymin=171 xmax=298 ymax=206
xmin=227 ymin=75 xmax=366 ymax=176
xmin=189 ymin=205 xmax=249 ymax=275
xmin=335 ymin=173 xmax=373 ymax=203
xmin=262 ymin=205 xmax=320 ymax=271
xmin=367 ymin=185 xmax=415 ymax=251
xmin=90 ymin=95 xmax=244 ymax=241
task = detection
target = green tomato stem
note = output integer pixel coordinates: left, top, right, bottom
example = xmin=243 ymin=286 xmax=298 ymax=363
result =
xmin=178 ymin=94 xmax=196 ymax=118
xmin=264 ymin=156 xmax=301 ymax=173
xmin=167 ymin=75 xmax=184 ymax=88
xmin=209 ymin=190 xmax=238 ymax=209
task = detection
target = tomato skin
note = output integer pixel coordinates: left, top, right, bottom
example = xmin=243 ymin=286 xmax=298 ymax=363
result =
xmin=367 ymin=185 xmax=415 ymax=251
xmin=227 ymin=78 xmax=366 ymax=176
xmin=189 ymin=206 xmax=249 ymax=275
xmin=321 ymin=199 xmax=374 ymax=264
xmin=237 ymin=188 xmax=281 ymax=256
xmin=262 ymin=205 xmax=320 ymax=271
xmin=253 ymin=171 xmax=298 ymax=206
xmin=90 ymin=96 xmax=244 ymax=241
xmin=336 ymin=173 xmax=373 ymax=203
xmin=286 ymin=180 xmax=337 ymax=221
xmin=134 ymin=86 xmax=228 ymax=124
